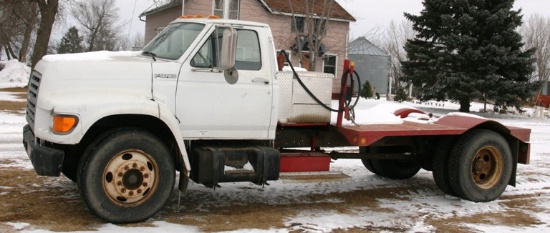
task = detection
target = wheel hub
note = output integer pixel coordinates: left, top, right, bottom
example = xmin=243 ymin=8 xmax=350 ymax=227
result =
xmin=103 ymin=150 xmax=157 ymax=204
xmin=471 ymin=146 xmax=503 ymax=189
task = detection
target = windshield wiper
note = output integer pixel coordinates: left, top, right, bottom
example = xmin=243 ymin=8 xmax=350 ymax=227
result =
xmin=142 ymin=51 xmax=157 ymax=61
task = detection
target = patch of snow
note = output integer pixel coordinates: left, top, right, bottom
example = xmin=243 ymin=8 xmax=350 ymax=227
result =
xmin=42 ymin=51 xmax=141 ymax=62
xmin=0 ymin=91 xmax=26 ymax=101
xmin=0 ymin=59 xmax=30 ymax=88
xmin=447 ymin=112 xmax=486 ymax=119
xmin=6 ymin=222 xmax=30 ymax=230
xmin=330 ymin=98 xmax=409 ymax=125
xmin=282 ymin=66 xmax=308 ymax=72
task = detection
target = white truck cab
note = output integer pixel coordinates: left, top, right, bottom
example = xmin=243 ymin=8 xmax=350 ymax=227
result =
xmin=24 ymin=17 xmax=281 ymax=223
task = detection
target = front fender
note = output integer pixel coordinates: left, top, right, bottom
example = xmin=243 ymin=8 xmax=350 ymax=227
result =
xmin=33 ymin=89 xmax=158 ymax=144
xmin=156 ymin=102 xmax=191 ymax=175
xmin=36 ymin=90 xmax=191 ymax=175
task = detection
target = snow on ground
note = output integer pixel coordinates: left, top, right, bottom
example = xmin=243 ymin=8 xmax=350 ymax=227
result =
xmin=1 ymin=78 xmax=550 ymax=232
xmin=2 ymin=108 xmax=550 ymax=232
xmin=0 ymin=59 xmax=29 ymax=88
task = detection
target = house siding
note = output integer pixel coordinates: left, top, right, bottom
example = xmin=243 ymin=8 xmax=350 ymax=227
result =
xmin=143 ymin=0 xmax=350 ymax=94
xmin=144 ymin=6 xmax=181 ymax=43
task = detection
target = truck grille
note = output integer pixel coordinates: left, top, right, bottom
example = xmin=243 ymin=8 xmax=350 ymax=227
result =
xmin=26 ymin=72 xmax=41 ymax=130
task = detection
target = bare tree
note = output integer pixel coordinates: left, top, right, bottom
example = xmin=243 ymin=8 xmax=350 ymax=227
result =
xmin=118 ymin=32 xmax=144 ymax=51
xmin=30 ymin=0 xmax=59 ymax=68
xmin=72 ymin=0 xmax=122 ymax=51
xmin=288 ymin=0 xmax=335 ymax=71
xmin=0 ymin=0 xmax=39 ymax=62
xmin=132 ymin=31 xmax=145 ymax=50
xmin=381 ymin=20 xmax=415 ymax=94
xmin=519 ymin=14 xmax=550 ymax=94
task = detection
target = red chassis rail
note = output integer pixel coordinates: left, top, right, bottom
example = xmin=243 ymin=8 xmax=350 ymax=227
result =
xmin=276 ymin=114 xmax=531 ymax=165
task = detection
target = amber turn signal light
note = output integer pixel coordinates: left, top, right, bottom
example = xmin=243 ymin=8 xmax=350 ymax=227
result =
xmin=52 ymin=115 xmax=78 ymax=134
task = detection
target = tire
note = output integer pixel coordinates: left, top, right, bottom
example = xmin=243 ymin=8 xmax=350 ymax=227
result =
xmin=361 ymin=158 xmax=379 ymax=174
xmin=359 ymin=147 xmax=380 ymax=175
xmin=61 ymin=156 xmax=79 ymax=182
xmin=431 ymin=137 xmax=457 ymax=196
xmin=78 ymin=129 xmax=175 ymax=223
xmin=371 ymin=159 xmax=421 ymax=179
xmin=448 ymin=129 xmax=512 ymax=202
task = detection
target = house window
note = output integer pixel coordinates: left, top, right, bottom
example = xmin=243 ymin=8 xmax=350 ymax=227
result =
xmin=213 ymin=0 xmax=240 ymax=19
xmin=291 ymin=17 xmax=305 ymax=32
xmin=323 ymin=54 xmax=337 ymax=76
xmin=291 ymin=17 xmax=327 ymax=35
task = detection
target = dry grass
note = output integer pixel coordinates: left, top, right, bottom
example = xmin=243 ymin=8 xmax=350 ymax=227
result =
xmin=0 ymin=87 xmax=27 ymax=113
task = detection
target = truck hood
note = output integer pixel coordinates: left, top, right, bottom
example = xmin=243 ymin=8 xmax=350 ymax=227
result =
xmin=34 ymin=51 xmax=154 ymax=97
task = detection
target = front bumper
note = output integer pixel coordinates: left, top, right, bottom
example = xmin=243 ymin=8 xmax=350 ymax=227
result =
xmin=23 ymin=124 xmax=64 ymax=176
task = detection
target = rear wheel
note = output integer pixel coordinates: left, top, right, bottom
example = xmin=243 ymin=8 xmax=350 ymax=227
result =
xmin=371 ymin=159 xmax=421 ymax=180
xmin=361 ymin=158 xmax=379 ymax=174
xmin=448 ymin=129 xmax=512 ymax=202
xmin=359 ymin=147 xmax=380 ymax=175
xmin=431 ymin=137 xmax=457 ymax=196
xmin=78 ymin=129 xmax=175 ymax=223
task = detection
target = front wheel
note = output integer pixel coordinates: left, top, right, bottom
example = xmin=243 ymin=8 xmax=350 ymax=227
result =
xmin=448 ymin=129 xmax=512 ymax=202
xmin=78 ymin=129 xmax=175 ymax=223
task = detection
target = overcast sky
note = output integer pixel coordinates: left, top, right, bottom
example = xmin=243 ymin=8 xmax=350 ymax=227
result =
xmin=115 ymin=0 xmax=550 ymax=42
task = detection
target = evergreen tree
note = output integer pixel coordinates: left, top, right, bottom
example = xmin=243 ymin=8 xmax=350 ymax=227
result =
xmin=402 ymin=0 xmax=538 ymax=112
xmin=57 ymin=26 xmax=84 ymax=54
xmin=360 ymin=80 xmax=373 ymax=99
xmin=395 ymin=88 xmax=408 ymax=102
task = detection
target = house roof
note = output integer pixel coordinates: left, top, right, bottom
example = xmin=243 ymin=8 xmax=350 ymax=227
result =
xmin=348 ymin=37 xmax=388 ymax=56
xmin=139 ymin=0 xmax=356 ymax=22
xmin=259 ymin=0 xmax=355 ymax=21
xmin=139 ymin=1 xmax=181 ymax=17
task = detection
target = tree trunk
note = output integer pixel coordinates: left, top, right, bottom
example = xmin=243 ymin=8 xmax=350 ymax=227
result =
xmin=30 ymin=0 xmax=59 ymax=69
xmin=4 ymin=46 xmax=12 ymax=60
xmin=7 ymin=42 xmax=18 ymax=60
xmin=459 ymin=98 xmax=471 ymax=113
xmin=19 ymin=2 xmax=37 ymax=63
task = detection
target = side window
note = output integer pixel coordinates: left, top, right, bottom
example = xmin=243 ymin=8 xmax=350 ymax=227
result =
xmin=191 ymin=28 xmax=261 ymax=70
xmin=235 ymin=30 xmax=261 ymax=70
xmin=191 ymin=28 xmax=224 ymax=68
xmin=191 ymin=36 xmax=216 ymax=68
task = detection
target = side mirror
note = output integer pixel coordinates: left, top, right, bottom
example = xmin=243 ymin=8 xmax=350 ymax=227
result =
xmin=218 ymin=28 xmax=237 ymax=70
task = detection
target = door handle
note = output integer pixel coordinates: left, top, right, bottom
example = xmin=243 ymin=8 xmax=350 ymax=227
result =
xmin=252 ymin=78 xmax=270 ymax=85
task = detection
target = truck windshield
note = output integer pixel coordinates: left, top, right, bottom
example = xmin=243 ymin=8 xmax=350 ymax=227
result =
xmin=142 ymin=23 xmax=205 ymax=60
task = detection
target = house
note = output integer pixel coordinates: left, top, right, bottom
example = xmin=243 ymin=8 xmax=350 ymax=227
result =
xmin=139 ymin=0 xmax=355 ymax=94
xmin=348 ymin=37 xmax=391 ymax=95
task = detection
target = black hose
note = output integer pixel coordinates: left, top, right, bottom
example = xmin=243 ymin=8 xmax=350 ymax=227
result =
xmin=281 ymin=50 xmax=361 ymax=113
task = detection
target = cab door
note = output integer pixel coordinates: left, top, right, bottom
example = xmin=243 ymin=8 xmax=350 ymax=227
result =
xmin=176 ymin=26 xmax=274 ymax=139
